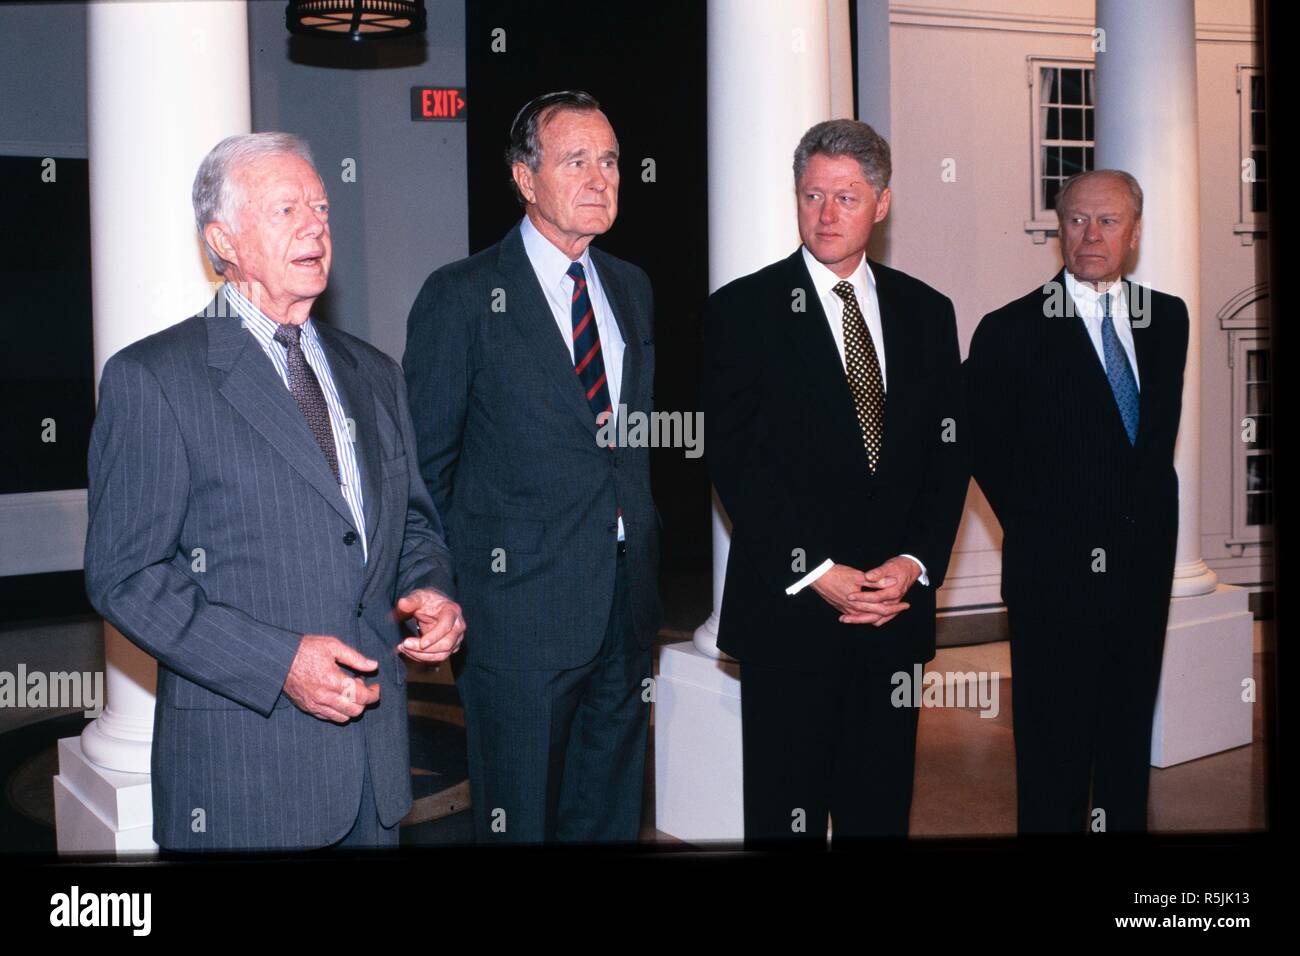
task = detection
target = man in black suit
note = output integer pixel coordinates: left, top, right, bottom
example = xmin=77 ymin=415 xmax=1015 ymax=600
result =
xmin=403 ymin=91 xmax=661 ymax=844
xmin=964 ymin=169 xmax=1188 ymax=834
xmin=703 ymin=119 xmax=968 ymax=848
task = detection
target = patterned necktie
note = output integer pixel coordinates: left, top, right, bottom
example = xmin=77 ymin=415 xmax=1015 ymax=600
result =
xmin=832 ymin=280 xmax=885 ymax=471
xmin=1100 ymin=292 xmax=1140 ymax=445
xmin=273 ymin=323 xmax=340 ymax=481
xmin=567 ymin=261 xmax=613 ymax=428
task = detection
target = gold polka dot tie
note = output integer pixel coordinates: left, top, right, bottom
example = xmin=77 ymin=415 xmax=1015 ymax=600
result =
xmin=832 ymin=280 xmax=884 ymax=472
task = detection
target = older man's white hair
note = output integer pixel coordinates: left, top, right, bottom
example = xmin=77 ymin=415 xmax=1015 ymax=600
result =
xmin=192 ymin=132 xmax=318 ymax=275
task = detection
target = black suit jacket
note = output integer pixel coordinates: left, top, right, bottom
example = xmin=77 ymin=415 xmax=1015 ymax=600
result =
xmin=403 ymin=222 xmax=662 ymax=670
xmin=703 ymin=250 xmax=968 ymax=673
xmin=963 ymin=271 xmax=1189 ymax=619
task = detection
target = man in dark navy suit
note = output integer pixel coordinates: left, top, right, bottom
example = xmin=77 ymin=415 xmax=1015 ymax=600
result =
xmin=965 ymin=169 xmax=1188 ymax=834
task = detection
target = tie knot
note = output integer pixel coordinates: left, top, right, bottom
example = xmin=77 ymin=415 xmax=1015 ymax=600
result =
xmin=273 ymin=323 xmax=303 ymax=349
xmin=832 ymin=280 xmax=856 ymax=303
xmin=566 ymin=261 xmax=587 ymax=285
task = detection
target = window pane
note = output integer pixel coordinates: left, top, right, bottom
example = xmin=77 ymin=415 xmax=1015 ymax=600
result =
xmin=1247 ymin=492 xmax=1272 ymax=526
xmin=1044 ymin=178 xmax=1061 ymax=210
xmin=1247 ymin=383 xmax=1269 ymax=415
xmin=1252 ymin=112 xmax=1266 ymax=147
xmin=1252 ymin=415 xmax=1273 ymax=449
xmin=1246 ymin=455 xmax=1271 ymax=492
xmin=1085 ymin=109 xmax=1094 ymax=141
xmin=1062 ymin=68 xmax=1082 ymax=104
xmin=1252 ymin=180 xmax=1267 ymax=214
xmin=1062 ymin=107 xmax=1083 ymax=141
xmin=1046 ymin=107 xmax=1059 ymax=140
xmin=1085 ymin=69 xmax=1095 ymax=105
xmin=1047 ymin=68 xmax=1059 ymax=104
xmin=1062 ymin=147 xmax=1084 ymax=175
xmin=1251 ymin=74 xmax=1264 ymax=110
xmin=1045 ymin=146 xmax=1060 ymax=176
xmin=1085 ymin=146 xmax=1094 ymax=171
xmin=1247 ymin=349 xmax=1269 ymax=381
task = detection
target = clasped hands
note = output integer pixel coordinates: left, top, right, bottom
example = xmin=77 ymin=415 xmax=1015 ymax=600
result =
xmin=810 ymin=556 xmax=920 ymax=627
xmin=282 ymin=589 xmax=466 ymax=723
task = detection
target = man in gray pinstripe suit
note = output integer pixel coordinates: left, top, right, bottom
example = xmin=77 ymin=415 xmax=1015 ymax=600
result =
xmin=84 ymin=132 xmax=464 ymax=851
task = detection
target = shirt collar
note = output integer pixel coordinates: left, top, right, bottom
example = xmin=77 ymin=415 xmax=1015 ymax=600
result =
xmin=520 ymin=214 xmax=595 ymax=287
xmin=1064 ymin=270 xmax=1126 ymax=318
xmin=801 ymin=246 xmax=875 ymax=304
xmin=222 ymin=282 xmax=321 ymax=346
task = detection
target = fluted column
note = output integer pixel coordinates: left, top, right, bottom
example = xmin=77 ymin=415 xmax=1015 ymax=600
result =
xmin=696 ymin=0 xmax=848 ymax=655
xmin=1094 ymin=0 xmax=1216 ymax=596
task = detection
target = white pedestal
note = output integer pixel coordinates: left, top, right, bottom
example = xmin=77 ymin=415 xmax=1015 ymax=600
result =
xmin=654 ymin=640 xmax=743 ymax=844
xmin=53 ymin=737 xmax=157 ymax=856
xmin=1150 ymin=584 xmax=1254 ymax=768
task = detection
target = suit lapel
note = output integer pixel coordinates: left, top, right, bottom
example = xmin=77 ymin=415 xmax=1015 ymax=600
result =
xmin=1125 ymin=279 xmax=1160 ymax=449
xmin=872 ymin=262 xmax=909 ymax=478
xmin=205 ymin=300 xmax=356 ymax=530
xmin=495 ymin=226 xmax=602 ymax=435
xmin=591 ymin=247 xmax=644 ymax=417
xmin=781 ymin=251 xmax=873 ymax=472
xmin=1051 ymin=272 xmax=1134 ymax=454
xmin=316 ymin=324 xmax=382 ymax=554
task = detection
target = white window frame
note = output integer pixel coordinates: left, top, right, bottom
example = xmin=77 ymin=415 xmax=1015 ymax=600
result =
xmin=1228 ymin=332 xmax=1272 ymax=548
xmin=1025 ymin=57 xmax=1095 ymax=243
xmin=1234 ymin=64 xmax=1267 ymax=244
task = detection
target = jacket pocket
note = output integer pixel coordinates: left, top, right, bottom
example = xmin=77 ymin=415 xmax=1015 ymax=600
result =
xmin=458 ymin=512 xmax=545 ymax=554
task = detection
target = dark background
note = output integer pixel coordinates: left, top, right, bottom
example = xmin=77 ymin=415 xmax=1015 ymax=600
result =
xmin=466 ymin=0 xmax=712 ymax=630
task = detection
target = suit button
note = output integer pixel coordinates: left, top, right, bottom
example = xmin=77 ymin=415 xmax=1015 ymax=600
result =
xmin=343 ymin=531 xmax=357 ymax=545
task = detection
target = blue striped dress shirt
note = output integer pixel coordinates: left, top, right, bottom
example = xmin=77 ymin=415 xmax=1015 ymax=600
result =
xmin=222 ymin=282 xmax=368 ymax=562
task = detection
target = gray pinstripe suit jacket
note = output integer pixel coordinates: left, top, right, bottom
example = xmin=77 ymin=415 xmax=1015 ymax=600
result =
xmin=84 ymin=295 xmax=453 ymax=851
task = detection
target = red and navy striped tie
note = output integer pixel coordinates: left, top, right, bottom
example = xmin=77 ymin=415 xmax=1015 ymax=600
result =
xmin=567 ymin=261 xmax=613 ymax=429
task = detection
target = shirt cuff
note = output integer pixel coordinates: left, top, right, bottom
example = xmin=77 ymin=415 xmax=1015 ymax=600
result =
xmin=786 ymin=558 xmax=834 ymax=596
xmin=900 ymin=554 xmax=930 ymax=587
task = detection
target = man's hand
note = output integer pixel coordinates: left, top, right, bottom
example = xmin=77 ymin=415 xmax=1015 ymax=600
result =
xmin=394 ymin=589 xmax=466 ymax=664
xmin=838 ymin=555 xmax=922 ymax=627
xmin=283 ymin=635 xmax=380 ymax=723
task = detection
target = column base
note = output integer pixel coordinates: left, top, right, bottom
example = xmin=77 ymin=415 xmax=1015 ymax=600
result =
xmin=691 ymin=614 xmax=734 ymax=660
xmin=654 ymin=640 xmax=743 ymax=843
xmin=53 ymin=736 xmax=157 ymax=856
xmin=1151 ymin=584 xmax=1254 ymax=768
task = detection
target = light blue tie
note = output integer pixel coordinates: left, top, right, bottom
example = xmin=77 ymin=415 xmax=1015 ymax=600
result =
xmin=1101 ymin=292 xmax=1139 ymax=445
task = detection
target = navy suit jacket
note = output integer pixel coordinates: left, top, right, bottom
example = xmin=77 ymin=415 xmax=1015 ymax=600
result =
xmin=403 ymin=223 xmax=662 ymax=670
xmin=84 ymin=295 xmax=453 ymax=850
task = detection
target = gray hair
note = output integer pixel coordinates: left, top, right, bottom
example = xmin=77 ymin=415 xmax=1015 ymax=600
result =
xmin=793 ymin=119 xmax=891 ymax=194
xmin=1056 ymin=168 xmax=1144 ymax=221
xmin=504 ymin=90 xmax=606 ymax=206
xmin=192 ymin=132 xmax=318 ymax=275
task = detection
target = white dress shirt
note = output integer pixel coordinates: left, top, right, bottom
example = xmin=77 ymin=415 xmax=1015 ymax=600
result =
xmin=519 ymin=214 xmax=626 ymax=540
xmin=1064 ymin=270 xmax=1142 ymax=390
xmin=223 ymin=282 xmax=368 ymax=563
xmin=786 ymin=247 xmax=927 ymax=596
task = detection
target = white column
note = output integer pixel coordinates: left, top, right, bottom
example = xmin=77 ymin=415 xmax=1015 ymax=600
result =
xmin=1094 ymin=0 xmax=1216 ymax=597
xmin=659 ymin=0 xmax=846 ymax=842
xmin=1093 ymin=0 xmax=1252 ymax=769
xmin=693 ymin=0 xmax=838 ymax=657
xmin=55 ymin=0 xmax=250 ymax=853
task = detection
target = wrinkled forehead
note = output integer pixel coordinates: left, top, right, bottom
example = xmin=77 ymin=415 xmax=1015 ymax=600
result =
xmin=233 ymin=152 xmax=327 ymax=200
xmin=1062 ymin=176 xmax=1134 ymax=216
xmin=539 ymin=108 xmax=619 ymax=154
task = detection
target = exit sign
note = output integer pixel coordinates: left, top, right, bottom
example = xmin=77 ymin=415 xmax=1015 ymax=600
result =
xmin=411 ymin=86 xmax=467 ymax=121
